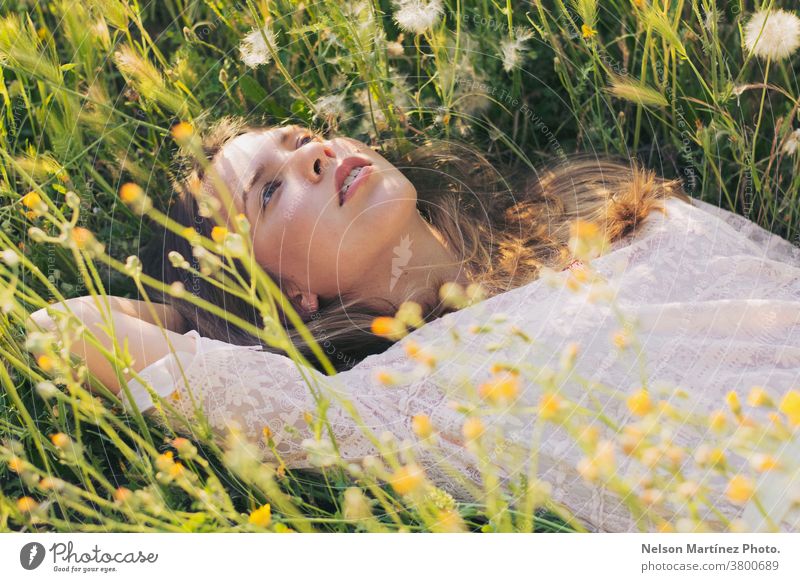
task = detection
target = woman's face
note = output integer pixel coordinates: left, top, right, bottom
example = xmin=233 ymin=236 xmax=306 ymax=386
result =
xmin=209 ymin=125 xmax=419 ymax=303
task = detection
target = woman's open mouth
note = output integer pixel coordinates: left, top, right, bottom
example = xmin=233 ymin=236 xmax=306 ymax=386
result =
xmin=336 ymin=156 xmax=374 ymax=206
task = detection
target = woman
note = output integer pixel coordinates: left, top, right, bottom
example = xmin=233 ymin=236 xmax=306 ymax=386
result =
xmin=28 ymin=119 xmax=800 ymax=531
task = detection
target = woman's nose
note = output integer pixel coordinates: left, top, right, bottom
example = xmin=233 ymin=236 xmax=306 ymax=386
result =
xmin=298 ymin=142 xmax=336 ymax=184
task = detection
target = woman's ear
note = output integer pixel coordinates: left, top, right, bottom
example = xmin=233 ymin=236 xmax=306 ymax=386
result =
xmin=292 ymin=289 xmax=319 ymax=317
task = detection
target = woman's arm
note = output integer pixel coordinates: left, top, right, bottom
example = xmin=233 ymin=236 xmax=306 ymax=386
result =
xmin=27 ymin=296 xmax=195 ymax=394
xmin=91 ymin=296 xmax=188 ymax=333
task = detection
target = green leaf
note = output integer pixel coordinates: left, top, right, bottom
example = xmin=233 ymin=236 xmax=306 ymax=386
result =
xmin=238 ymin=75 xmax=268 ymax=106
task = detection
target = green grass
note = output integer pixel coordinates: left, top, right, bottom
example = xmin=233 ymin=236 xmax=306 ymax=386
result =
xmin=1 ymin=0 xmax=799 ymax=532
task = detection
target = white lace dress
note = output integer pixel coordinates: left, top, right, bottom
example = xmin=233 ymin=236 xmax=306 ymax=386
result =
xmin=125 ymin=197 xmax=800 ymax=532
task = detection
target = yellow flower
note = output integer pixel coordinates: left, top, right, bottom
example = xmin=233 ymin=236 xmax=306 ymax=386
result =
xmin=411 ymin=414 xmax=433 ymax=439
xmin=50 ymin=432 xmax=70 ymax=448
xmin=114 ymin=487 xmax=132 ymax=503
xmin=751 ymin=454 xmax=779 ymax=472
xmin=403 ymin=339 xmax=421 ymax=357
xmin=22 ymin=191 xmax=44 ymax=211
xmin=538 ymin=392 xmax=563 ymax=420
xmin=375 ymin=370 xmax=396 ymax=385
xmin=640 ymin=489 xmax=663 ymax=506
xmin=489 ymin=362 xmax=517 ymax=375
xmin=396 ymin=301 xmax=424 ymax=329
xmin=37 ymin=354 xmax=54 ymax=372
xmin=626 ymin=389 xmax=652 ymax=416
xmin=559 ymin=342 xmax=580 ymax=370
xmin=17 ymin=496 xmax=38 ymax=513
xmin=248 ymin=503 xmax=272 ymax=527
xmin=664 ymin=445 xmax=684 ymax=467
xmin=171 ymin=121 xmax=194 ymax=141
xmin=389 ymin=464 xmax=425 ymax=495
xmin=581 ymin=24 xmax=597 ymax=39
xmin=657 ymin=521 xmax=675 ymax=533
xmin=694 ymin=445 xmax=725 ymax=469
xmin=371 ymin=316 xmax=406 ymax=340
xmin=210 ymin=226 xmax=228 ymax=244
xmin=8 ymin=456 xmax=24 ymax=473
xmin=462 ymin=417 xmax=485 ymax=442
xmin=779 ymin=390 xmax=800 ymax=425
xmin=262 ymin=426 xmax=273 ymax=441
xmin=439 ymin=282 xmax=466 ymax=308
xmin=747 ymin=386 xmax=772 ymax=407
xmin=709 ymin=410 xmax=727 ymax=431
xmin=433 ymin=508 xmax=466 ymax=533
xmin=172 ymin=437 xmax=195 ymax=456
xmin=577 ymin=457 xmax=599 ymax=482
xmin=181 ymin=226 xmax=199 ymax=243
xmin=119 ymin=182 xmax=144 ymax=203
xmin=620 ymin=425 xmax=646 ymax=456
xmin=572 ymin=219 xmax=599 ymax=239
xmin=168 ymin=462 xmax=185 ymax=478
xmin=478 ymin=371 xmax=520 ymax=405
xmin=612 ymin=329 xmax=630 ymax=349
xmin=725 ymin=391 xmax=741 ymax=415
xmin=155 ymin=451 xmax=174 ymax=472
xmin=39 ymin=477 xmax=65 ymax=491
xmin=70 ymin=227 xmax=94 ymax=250
xmin=725 ymin=475 xmax=755 ymax=505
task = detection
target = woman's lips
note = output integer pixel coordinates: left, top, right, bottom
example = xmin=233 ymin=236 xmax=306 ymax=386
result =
xmin=339 ymin=165 xmax=374 ymax=206
xmin=335 ymin=155 xmax=374 ymax=206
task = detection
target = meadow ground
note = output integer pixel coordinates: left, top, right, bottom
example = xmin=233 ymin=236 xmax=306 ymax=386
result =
xmin=1 ymin=0 xmax=800 ymax=532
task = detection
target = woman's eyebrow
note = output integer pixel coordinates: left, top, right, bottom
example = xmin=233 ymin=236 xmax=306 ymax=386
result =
xmin=241 ymin=128 xmax=294 ymax=213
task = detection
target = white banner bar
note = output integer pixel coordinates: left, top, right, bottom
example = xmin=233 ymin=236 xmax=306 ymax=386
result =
xmin=1 ymin=533 xmax=799 ymax=581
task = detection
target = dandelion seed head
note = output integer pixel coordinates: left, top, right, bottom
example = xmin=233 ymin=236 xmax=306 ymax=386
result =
xmin=782 ymin=128 xmax=800 ymax=155
xmin=392 ymin=0 xmax=443 ymax=36
xmin=703 ymin=8 xmax=720 ymax=31
xmin=744 ymin=9 xmax=800 ymax=61
xmin=239 ymin=26 xmax=276 ymax=69
xmin=500 ymin=27 xmax=534 ymax=72
xmin=314 ymin=93 xmax=348 ymax=124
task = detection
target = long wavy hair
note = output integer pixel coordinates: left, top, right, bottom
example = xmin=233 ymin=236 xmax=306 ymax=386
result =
xmin=142 ymin=116 xmax=691 ymax=373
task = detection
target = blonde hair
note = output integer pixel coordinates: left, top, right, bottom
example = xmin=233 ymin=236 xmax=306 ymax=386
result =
xmin=143 ymin=117 xmax=691 ymax=372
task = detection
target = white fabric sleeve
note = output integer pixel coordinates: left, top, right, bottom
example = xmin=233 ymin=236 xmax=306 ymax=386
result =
xmin=122 ymin=329 xmax=405 ymax=471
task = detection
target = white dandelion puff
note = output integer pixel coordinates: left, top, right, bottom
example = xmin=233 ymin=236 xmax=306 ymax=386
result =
xmin=314 ymin=93 xmax=348 ymax=124
xmin=743 ymin=9 xmax=800 ymax=61
xmin=239 ymin=26 xmax=277 ymax=69
xmin=501 ymin=26 xmax=535 ymax=72
xmin=782 ymin=128 xmax=800 ymax=155
xmin=703 ymin=8 xmax=720 ymax=31
xmin=392 ymin=0 xmax=443 ymax=36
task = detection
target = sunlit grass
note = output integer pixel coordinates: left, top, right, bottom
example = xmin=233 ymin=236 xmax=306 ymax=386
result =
xmin=1 ymin=0 xmax=800 ymax=533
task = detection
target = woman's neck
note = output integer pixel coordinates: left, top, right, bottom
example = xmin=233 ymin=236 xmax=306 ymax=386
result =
xmin=356 ymin=211 xmax=469 ymax=309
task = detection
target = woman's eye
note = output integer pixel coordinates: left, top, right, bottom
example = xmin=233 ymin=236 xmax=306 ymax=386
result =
xmin=261 ymin=180 xmax=281 ymax=207
xmin=297 ymin=133 xmax=316 ymax=148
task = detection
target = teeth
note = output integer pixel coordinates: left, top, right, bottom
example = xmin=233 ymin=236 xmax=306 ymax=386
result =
xmin=340 ymin=166 xmax=363 ymax=196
